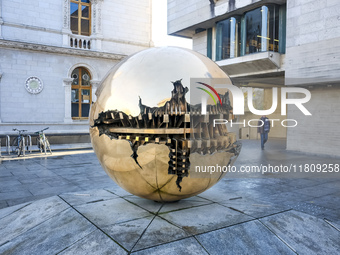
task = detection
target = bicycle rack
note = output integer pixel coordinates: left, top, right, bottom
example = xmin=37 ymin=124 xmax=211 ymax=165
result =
xmin=27 ymin=135 xmax=32 ymax=153
xmin=22 ymin=136 xmax=26 ymax=156
xmin=6 ymin=135 xmax=10 ymax=155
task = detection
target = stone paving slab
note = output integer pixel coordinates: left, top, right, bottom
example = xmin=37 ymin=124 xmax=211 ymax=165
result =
xmin=0 ymin=141 xmax=340 ymax=253
xmin=59 ymin=229 xmax=128 ymax=255
xmin=60 ymin=189 xmax=119 ymax=206
xmin=159 ymin=196 xmax=213 ymax=213
xmin=74 ymin=197 xmax=153 ymax=227
xmin=260 ymin=210 xmax=340 ymax=254
xmin=218 ymin=197 xmax=290 ymax=219
xmin=133 ymin=216 xmax=190 ymax=251
xmin=0 ymin=188 xmax=339 ymax=254
xmin=0 ymin=196 xmax=69 ymax=246
xmin=0 ymin=202 xmax=30 ymax=220
xmin=0 ymin=208 xmax=96 ymax=255
xmin=132 ymin=237 xmax=209 ymax=255
xmin=123 ymin=196 xmax=164 ymax=213
xmin=196 ymin=220 xmax=295 ymax=255
xmin=101 ymin=216 xmax=154 ymax=251
xmin=159 ymin=203 xmax=253 ymax=235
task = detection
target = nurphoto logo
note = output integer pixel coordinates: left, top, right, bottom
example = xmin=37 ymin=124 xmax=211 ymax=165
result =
xmin=191 ymin=78 xmax=312 ymax=128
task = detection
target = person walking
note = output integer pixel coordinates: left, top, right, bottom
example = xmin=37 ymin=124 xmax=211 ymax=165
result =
xmin=258 ymin=115 xmax=270 ymax=150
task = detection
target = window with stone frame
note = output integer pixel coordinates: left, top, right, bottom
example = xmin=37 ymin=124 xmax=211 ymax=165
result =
xmin=70 ymin=0 xmax=91 ymax=36
xmin=71 ymin=67 xmax=92 ymax=119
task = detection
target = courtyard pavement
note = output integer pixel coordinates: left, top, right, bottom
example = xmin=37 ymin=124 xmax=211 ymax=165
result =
xmin=0 ymin=139 xmax=339 ymax=254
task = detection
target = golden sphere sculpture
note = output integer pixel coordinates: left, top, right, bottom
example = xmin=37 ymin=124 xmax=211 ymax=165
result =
xmin=90 ymin=47 xmax=241 ymax=202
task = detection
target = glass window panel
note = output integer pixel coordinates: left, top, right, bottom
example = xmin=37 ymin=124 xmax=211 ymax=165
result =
xmin=71 ymin=89 xmax=79 ymax=102
xmin=71 ymin=67 xmax=92 ymax=119
xmin=72 ymin=103 xmax=79 ymax=117
xmin=272 ymin=5 xmax=279 ymax=52
xmin=81 ymin=19 xmax=90 ymax=36
xmin=82 ymin=6 xmax=89 ymax=18
xmin=70 ymin=3 xmax=78 ymax=17
xmin=216 ymin=16 xmax=240 ymax=61
xmin=81 ymin=0 xmax=90 ymax=3
xmin=81 ymin=69 xmax=90 ymax=86
xmin=244 ymin=5 xmax=279 ymax=55
xmin=71 ymin=69 xmax=79 ymax=85
xmin=230 ymin=17 xmax=241 ymax=58
xmin=216 ymin=20 xmax=230 ymax=60
xmin=245 ymin=7 xmax=262 ymax=54
xmin=81 ymin=104 xmax=90 ymax=117
xmin=70 ymin=17 xmax=78 ymax=34
xmin=81 ymin=89 xmax=90 ymax=103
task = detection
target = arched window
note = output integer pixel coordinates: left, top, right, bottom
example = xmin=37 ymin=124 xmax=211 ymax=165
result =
xmin=70 ymin=0 xmax=91 ymax=36
xmin=71 ymin=67 xmax=92 ymax=119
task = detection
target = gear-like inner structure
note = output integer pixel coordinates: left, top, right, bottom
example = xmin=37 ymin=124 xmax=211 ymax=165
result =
xmin=93 ymin=80 xmax=241 ymax=192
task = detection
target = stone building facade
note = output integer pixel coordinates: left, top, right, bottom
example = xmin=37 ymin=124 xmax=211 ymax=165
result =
xmin=0 ymin=0 xmax=152 ymax=136
xmin=168 ymin=0 xmax=340 ymax=157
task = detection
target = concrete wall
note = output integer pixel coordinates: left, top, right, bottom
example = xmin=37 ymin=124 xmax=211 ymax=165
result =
xmin=168 ymin=0 xmax=212 ymax=36
xmin=286 ymin=86 xmax=340 ymax=157
xmin=192 ymin=30 xmax=207 ymax=56
xmin=167 ymin=0 xmax=266 ymax=36
xmin=285 ymin=0 xmax=340 ymax=156
xmin=285 ymin=0 xmax=340 ymax=81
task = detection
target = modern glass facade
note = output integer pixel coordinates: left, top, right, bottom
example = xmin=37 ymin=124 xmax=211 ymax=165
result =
xmin=214 ymin=4 xmax=285 ymax=61
xmin=244 ymin=5 xmax=279 ymax=54
xmin=216 ymin=17 xmax=241 ymax=61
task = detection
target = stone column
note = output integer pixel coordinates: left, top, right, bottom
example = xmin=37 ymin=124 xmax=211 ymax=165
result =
xmin=90 ymin=80 xmax=100 ymax=103
xmin=63 ymin=78 xmax=73 ymax=123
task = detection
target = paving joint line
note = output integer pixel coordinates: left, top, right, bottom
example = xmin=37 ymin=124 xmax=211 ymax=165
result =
xmin=57 ymin=195 xmax=129 ymax=253
xmin=257 ymin=218 xmax=298 ymax=254
xmin=128 ymin=203 xmax=165 ymax=254
xmin=324 ymin=218 xmax=340 ymax=232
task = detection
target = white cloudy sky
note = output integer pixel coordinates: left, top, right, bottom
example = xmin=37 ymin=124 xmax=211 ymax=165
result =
xmin=152 ymin=0 xmax=192 ymax=48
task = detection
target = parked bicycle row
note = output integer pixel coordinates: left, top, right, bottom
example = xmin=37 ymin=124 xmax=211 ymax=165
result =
xmin=0 ymin=127 xmax=52 ymax=157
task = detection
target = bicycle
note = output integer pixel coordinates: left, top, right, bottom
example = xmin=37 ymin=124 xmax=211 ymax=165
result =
xmin=12 ymin=129 xmax=28 ymax=157
xmin=35 ymin=127 xmax=52 ymax=154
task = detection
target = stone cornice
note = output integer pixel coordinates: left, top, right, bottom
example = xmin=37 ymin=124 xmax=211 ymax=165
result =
xmin=2 ymin=22 xmax=151 ymax=48
xmin=0 ymin=39 xmax=126 ymax=60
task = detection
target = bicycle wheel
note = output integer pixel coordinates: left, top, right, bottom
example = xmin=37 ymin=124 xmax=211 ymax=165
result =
xmin=12 ymin=137 xmax=18 ymax=154
xmin=45 ymin=139 xmax=52 ymax=154
xmin=17 ymin=139 xmax=23 ymax=157
xmin=43 ymin=139 xmax=47 ymax=154
xmin=37 ymin=137 xmax=43 ymax=153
